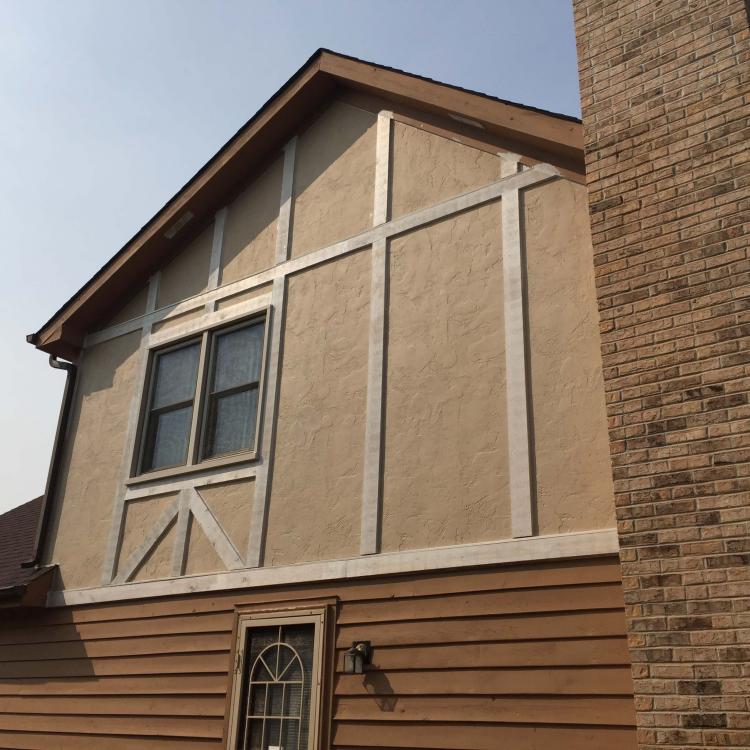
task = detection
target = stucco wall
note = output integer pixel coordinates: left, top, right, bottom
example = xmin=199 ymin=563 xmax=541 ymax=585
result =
xmin=103 ymin=284 xmax=148 ymax=327
xmin=264 ymin=249 xmax=370 ymax=565
xmin=45 ymin=96 xmax=615 ymax=593
xmin=390 ymin=121 xmax=504 ymax=218
xmin=289 ymin=101 xmax=376 ymax=258
xmin=382 ymin=203 xmax=511 ymax=551
xmin=524 ymin=179 xmax=616 ymax=533
xmin=47 ymin=331 xmax=141 ymax=589
xmin=157 ymin=221 xmax=213 ymax=308
xmin=220 ymin=156 xmax=282 ymax=284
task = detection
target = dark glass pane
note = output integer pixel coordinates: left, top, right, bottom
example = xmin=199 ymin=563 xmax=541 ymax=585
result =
xmin=247 ymin=718 xmax=263 ymax=750
xmin=203 ymin=388 xmax=258 ymax=458
xmin=281 ymin=718 xmax=301 ymax=750
xmin=249 ymin=684 xmax=266 ymax=716
xmin=284 ymin=684 xmax=303 ymax=717
xmin=143 ymin=405 xmax=192 ymax=471
xmin=276 ymin=645 xmax=296 ymax=679
xmin=212 ymin=323 xmax=264 ymax=392
xmin=152 ymin=342 xmax=201 ymax=409
xmin=265 ymin=719 xmax=280 ymax=748
xmin=247 ymin=627 xmax=279 ymax=675
xmin=281 ymin=625 xmax=314 ymax=749
xmin=267 ymin=683 xmax=284 ymax=716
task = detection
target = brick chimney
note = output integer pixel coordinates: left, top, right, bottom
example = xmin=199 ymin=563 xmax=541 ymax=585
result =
xmin=573 ymin=1 xmax=750 ymax=747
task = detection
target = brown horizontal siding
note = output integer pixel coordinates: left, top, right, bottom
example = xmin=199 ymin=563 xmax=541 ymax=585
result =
xmin=0 ymin=555 xmax=636 ymax=749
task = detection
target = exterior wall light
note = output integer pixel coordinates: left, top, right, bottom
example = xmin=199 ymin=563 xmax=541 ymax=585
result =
xmin=344 ymin=641 xmax=372 ymax=674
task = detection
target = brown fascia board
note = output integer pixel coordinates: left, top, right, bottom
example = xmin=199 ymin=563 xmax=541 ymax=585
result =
xmin=30 ymin=49 xmax=583 ymax=358
xmin=0 ymin=566 xmax=55 ymax=609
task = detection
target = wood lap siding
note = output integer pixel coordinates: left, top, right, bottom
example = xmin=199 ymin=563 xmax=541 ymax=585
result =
xmin=0 ymin=556 xmax=636 ymax=749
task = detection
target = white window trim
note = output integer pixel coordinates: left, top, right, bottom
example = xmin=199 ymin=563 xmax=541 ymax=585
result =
xmin=128 ymin=306 xmax=271 ymax=486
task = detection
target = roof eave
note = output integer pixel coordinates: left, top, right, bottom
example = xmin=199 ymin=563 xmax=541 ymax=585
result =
xmin=30 ymin=49 xmax=584 ymax=358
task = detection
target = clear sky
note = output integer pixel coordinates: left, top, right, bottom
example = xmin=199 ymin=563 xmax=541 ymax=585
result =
xmin=0 ymin=0 xmax=581 ymax=514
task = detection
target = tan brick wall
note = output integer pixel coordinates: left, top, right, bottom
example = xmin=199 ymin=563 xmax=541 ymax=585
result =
xmin=573 ymin=1 xmax=750 ymax=747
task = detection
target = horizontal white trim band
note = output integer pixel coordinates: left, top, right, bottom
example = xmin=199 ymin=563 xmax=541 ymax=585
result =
xmin=83 ymin=165 xmax=557 ymax=350
xmin=48 ymin=528 xmax=618 ymax=607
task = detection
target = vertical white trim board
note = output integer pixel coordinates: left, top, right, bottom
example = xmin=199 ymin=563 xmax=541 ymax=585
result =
xmin=101 ymin=271 xmax=161 ymax=585
xmin=502 ymin=185 xmax=534 ymax=538
xmin=360 ymin=111 xmax=392 ymax=555
xmin=246 ymin=135 xmax=297 ymax=568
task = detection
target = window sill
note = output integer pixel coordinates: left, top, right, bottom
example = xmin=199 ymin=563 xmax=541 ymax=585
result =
xmin=126 ymin=451 xmax=257 ymax=487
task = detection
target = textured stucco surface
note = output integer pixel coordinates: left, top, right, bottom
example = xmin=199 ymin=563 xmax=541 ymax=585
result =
xmin=216 ymin=282 xmax=272 ymax=311
xmin=184 ymin=519 xmax=224 ymax=576
xmin=103 ymin=284 xmax=148 ymax=327
xmin=382 ymin=203 xmax=510 ymax=552
xmin=289 ymin=101 xmax=376 ymax=258
xmin=150 ymin=306 xmax=203 ymax=334
xmin=264 ymin=250 xmax=370 ymax=566
xmin=390 ymin=122 xmax=503 ymax=218
xmin=117 ymin=494 xmax=176 ymax=576
xmin=199 ymin=479 xmax=255 ymax=560
xmin=524 ymin=179 xmax=616 ymax=533
xmin=133 ymin=522 xmax=175 ymax=582
xmin=157 ymin=221 xmax=213 ymax=308
xmin=47 ymin=331 xmax=141 ymax=589
xmin=220 ymin=156 xmax=282 ymax=285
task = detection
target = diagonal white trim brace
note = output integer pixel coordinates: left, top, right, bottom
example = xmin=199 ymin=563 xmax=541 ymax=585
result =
xmin=190 ymin=489 xmax=244 ymax=570
xmin=83 ymin=165 xmax=558 ymax=350
xmin=111 ymin=499 xmax=179 ymax=585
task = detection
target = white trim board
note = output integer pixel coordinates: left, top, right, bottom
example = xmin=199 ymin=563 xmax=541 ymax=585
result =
xmin=83 ymin=165 xmax=558 ymax=350
xmin=49 ymin=528 xmax=619 ymax=607
xmin=360 ymin=110 xmax=392 ymax=556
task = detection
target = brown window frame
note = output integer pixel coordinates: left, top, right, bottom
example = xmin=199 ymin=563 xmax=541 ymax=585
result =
xmin=128 ymin=309 xmax=269 ymax=485
xmin=224 ymin=605 xmax=330 ymax=750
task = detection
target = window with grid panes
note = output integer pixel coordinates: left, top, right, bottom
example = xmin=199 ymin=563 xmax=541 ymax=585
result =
xmin=134 ymin=314 xmax=267 ymax=477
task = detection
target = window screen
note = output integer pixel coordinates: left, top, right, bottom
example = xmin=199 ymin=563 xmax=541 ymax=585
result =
xmin=236 ymin=623 xmax=315 ymax=750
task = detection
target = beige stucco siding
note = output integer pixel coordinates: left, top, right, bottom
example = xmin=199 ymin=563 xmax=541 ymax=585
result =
xmin=220 ymin=156 xmax=282 ymax=284
xmin=103 ymin=284 xmax=148 ymax=327
xmin=289 ymin=101 xmax=376 ymax=258
xmin=390 ymin=121 xmax=504 ymax=218
xmin=117 ymin=493 xmax=176 ymax=577
xmin=157 ymin=222 xmax=214 ymax=308
xmin=47 ymin=331 xmax=142 ymax=589
xmin=524 ymin=179 xmax=616 ymax=533
xmin=382 ymin=202 xmax=510 ymax=552
xmin=133 ymin=524 xmax=176 ymax=582
xmin=43 ymin=98 xmax=617 ymax=593
xmin=264 ymin=250 xmax=370 ymax=565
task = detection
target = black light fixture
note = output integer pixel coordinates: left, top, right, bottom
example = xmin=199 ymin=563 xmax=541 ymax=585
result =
xmin=344 ymin=641 xmax=373 ymax=674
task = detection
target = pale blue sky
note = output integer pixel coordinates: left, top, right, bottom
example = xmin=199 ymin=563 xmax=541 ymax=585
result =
xmin=0 ymin=0 xmax=580 ymax=513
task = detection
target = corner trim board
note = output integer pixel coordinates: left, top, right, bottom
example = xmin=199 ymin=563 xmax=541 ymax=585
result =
xmin=49 ymin=528 xmax=619 ymax=607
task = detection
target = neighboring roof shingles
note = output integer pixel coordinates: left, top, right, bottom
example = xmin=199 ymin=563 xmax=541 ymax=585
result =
xmin=0 ymin=496 xmax=42 ymax=589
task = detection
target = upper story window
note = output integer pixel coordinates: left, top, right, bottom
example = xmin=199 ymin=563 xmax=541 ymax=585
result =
xmin=133 ymin=314 xmax=267 ymax=480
